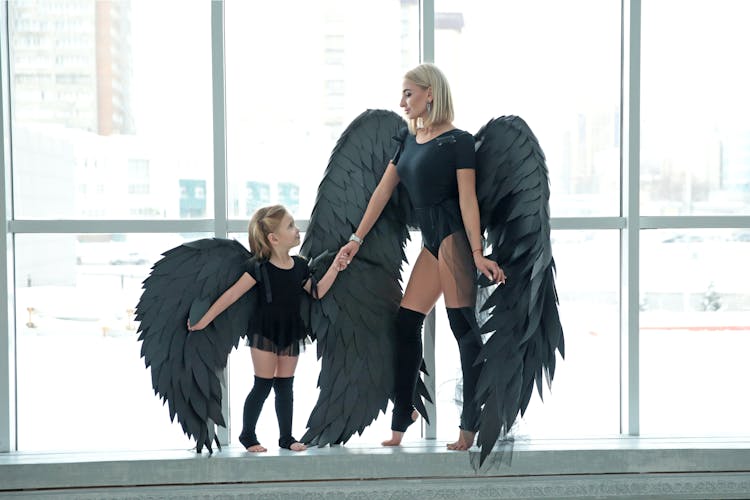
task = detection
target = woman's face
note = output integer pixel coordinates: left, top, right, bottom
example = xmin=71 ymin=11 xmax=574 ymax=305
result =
xmin=400 ymin=79 xmax=431 ymax=120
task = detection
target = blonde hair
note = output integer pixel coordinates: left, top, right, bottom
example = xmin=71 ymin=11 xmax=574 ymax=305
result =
xmin=404 ymin=63 xmax=455 ymax=134
xmin=248 ymin=205 xmax=288 ymax=260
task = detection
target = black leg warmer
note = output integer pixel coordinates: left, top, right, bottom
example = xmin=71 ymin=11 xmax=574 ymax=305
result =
xmin=392 ymin=307 xmax=426 ymax=432
xmin=238 ymin=375 xmax=274 ymax=449
xmin=447 ymin=307 xmax=483 ymax=432
xmin=273 ymin=376 xmax=297 ymax=449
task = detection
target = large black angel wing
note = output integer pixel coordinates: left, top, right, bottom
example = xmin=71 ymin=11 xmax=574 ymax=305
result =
xmin=135 ymin=238 xmax=255 ymax=453
xmin=473 ymin=116 xmax=565 ymax=465
xmin=300 ymin=109 xmax=431 ymax=446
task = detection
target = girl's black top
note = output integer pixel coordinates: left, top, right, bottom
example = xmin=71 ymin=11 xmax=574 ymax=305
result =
xmin=245 ymin=255 xmax=310 ymax=351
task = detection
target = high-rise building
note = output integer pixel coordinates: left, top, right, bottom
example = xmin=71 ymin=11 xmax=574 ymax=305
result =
xmin=9 ymin=0 xmax=134 ymax=135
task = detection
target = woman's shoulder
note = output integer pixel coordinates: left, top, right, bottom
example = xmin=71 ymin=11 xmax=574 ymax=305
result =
xmin=451 ymin=128 xmax=474 ymax=140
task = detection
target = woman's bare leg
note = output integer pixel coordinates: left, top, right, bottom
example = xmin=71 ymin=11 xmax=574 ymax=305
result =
xmin=437 ymin=233 xmax=480 ymax=451
xmin=382 ymin=248 xmax=442 ymax=446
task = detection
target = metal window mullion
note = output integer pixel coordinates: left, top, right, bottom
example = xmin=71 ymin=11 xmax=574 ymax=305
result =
xmin=420 ymin=0 xmax=434 ymax=64
xmin=211 ymin=0 xmax=230 ymax=446
xmin=0 ymin=0 xmax=17 ymax=453
xmin=419 ymin=0 xmax=436 ymax=440
xmin=620 ymin=0 xmax=641 ymax=436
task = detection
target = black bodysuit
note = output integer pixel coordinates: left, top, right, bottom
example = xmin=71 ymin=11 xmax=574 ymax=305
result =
xmin=395 ymin=129 xmax=476 ymax=257
xmin=394 ymin=128 xmax=478 ymax=309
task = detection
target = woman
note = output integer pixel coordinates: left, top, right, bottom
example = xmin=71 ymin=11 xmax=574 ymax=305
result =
xmin=339 ymin=63 xmax=506 ymax=451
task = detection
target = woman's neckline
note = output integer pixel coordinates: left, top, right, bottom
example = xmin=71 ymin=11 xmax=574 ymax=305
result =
xmin=415 ymin=127 xmax=457 ymax=145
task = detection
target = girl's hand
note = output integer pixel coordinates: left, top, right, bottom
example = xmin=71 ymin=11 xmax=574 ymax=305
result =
xmin=474 ymin=255 xmax=506 ymax=285
xmin=187 ymin=318 xmax=206 ymax=332
xmin=333 ymin=247 xmax=350 ymax=272
xmin=340 ymin=240 xmax=361 ymax=263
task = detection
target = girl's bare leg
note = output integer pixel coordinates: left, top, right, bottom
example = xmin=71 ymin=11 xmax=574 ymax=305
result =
xmin=274 ymin=354 xmax=306 ymax=451
xmin=240 ymin=348 xmax=279 ymax=452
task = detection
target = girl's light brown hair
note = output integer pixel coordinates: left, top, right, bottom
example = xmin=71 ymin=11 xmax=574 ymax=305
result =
xmin=248 ymin=205 xmax=288 ymax=259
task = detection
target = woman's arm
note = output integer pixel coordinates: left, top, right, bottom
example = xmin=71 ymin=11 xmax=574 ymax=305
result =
xmin=457 ymin=169 xmax=506 ymax=284
xmin=188 ymin=272 xmax=257 ymax=331
xmin=340 ymin=161 xmax=401 ymax=259
xmin=303 ymin=248 xmax=349 ymax=298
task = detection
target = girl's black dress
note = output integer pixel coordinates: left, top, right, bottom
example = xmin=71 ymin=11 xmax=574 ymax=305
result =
xmin=245 ymin=256 xmax=310 ymax=356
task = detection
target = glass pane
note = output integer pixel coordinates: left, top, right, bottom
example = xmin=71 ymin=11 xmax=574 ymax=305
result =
xmin=435 ymin=0 xmax=621 ymax=217
xmin=16 ymin=233 xmax=207 ymax=451
xmin=640 ymin=229 xmax=750 ymax=435
xmin=433 ymin=231 xmax=620 ymax=439
xmin=641 ymin=1 xmax=750 ymax=215
xmin=9 ymin=0 xmax=213 ymax=219
xmin=225 ymin=0 xmax=420 ymax=221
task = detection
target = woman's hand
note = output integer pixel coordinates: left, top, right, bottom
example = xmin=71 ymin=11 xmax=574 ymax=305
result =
xmin=474 ymin=254 xmax=506 ymax=285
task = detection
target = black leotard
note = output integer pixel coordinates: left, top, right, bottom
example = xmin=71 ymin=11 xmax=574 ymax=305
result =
xmin=395 ymin=129 xmax=476 ymax=257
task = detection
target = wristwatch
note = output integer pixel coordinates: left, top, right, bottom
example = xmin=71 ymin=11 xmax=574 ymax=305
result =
xmin=349 ymin=233 xmax=363 ymax=245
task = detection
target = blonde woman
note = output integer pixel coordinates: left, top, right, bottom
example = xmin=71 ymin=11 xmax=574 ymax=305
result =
xmin=340 ymin=64 xmax=506 ymax=451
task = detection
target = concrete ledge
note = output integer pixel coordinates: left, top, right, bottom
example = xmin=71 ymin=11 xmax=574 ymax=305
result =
xmin=2 ymin=437 xmax=750 ymax=499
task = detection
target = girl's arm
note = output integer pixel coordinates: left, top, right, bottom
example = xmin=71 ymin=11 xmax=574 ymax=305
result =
xmin=303 ymin=248 xmax=349 ymax=299
xmin=456 ymin=169 xmax=505 ymax=284
xmin=339 ymin=162 xmax=401 ymax=259
xmin=188 ymin=272 xmax=257 ymax=331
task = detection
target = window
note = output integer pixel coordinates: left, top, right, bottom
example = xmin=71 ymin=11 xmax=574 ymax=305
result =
xmin=225 ymin=0 xmax=420 ymax=221
xmin=641 ymin=1 xmax=750 ymax=216
xmin=9 ymin=0 xmax=213 ymax=220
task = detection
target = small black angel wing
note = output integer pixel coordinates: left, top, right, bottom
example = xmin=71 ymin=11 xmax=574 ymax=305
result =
xmin=473 ymin=116 xmax=565 ymax=465
xmin=135 ymin=238 xmax=255 ymax=453
xmin=300 ymin=109 xmax=431 ymax=446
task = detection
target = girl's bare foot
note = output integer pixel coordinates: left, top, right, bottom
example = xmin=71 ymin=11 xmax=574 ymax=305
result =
xmin=289 ymin=442 xmax=307 ymax=452
xmin=446 ymin=430 xmax=475 ymax=451
xmin=246 ymin=444 xmax=267 ymax=452
xmin=381 ymin=410 xmax=419 ymax=446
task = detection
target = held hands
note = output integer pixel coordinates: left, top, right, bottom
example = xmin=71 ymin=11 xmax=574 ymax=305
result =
xmin=474 ymin=253 xmax=506 ymax=285
xmin=336 ymin=239 xmax=361 ymax=270
xmin=333 ymin=247 xmax=351 ymax=272
xmin=340 ymin=240 xmax=361 ymax=263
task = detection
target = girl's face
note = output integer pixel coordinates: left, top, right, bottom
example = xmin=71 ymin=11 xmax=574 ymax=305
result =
xmin=271 ymin=212 xmax=300 ymax=249
xmin=400 ymin=79 xmax=431 ymax=120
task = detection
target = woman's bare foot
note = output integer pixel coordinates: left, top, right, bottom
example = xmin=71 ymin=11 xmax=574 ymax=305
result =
xmin=246 ymin=444 xmax=267 ymax=452
xmin=446 ymin=430 xmax=475 ymax=451
xmin=381 ymin=410 xmax=419 ymax=446
xmin=381 ymin=430 xmax=405 ymax=447
xmin=289 ymin=442 xmax=307 ymax=452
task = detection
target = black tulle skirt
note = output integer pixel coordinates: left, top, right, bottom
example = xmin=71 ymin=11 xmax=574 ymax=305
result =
xmin=246 ymin=306 xmax=308 ymax=357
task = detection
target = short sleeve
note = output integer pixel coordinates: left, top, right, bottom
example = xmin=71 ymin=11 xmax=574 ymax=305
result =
xmin=245 ymin=257 xmax=260 ymax=281
xmin=391 ymin=126 xmax=409 ymax=165
xmin=293 ymin=256 xmax=311 ymax=286
xmin=454 ymin=131 xmax=476 ymax=170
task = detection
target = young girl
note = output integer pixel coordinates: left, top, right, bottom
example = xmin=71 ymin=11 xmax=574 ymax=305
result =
xmin=188 ymin=205 xmax=348 ymax=452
